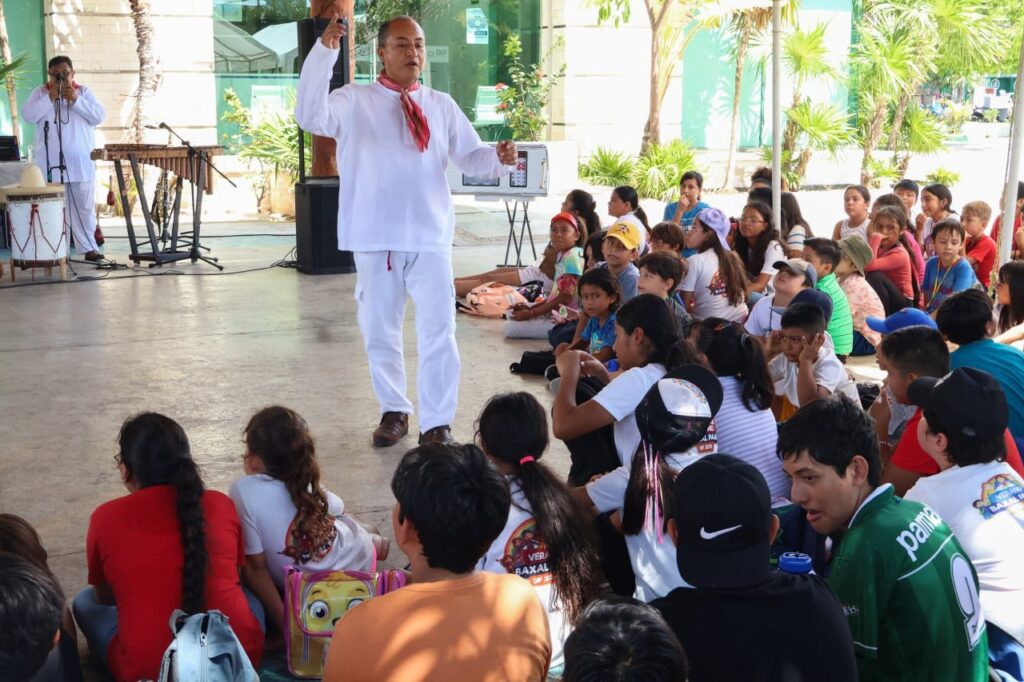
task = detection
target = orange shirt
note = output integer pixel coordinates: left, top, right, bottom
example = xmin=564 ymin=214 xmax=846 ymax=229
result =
xmin=323 ymin=571 xmax=551 ymax=682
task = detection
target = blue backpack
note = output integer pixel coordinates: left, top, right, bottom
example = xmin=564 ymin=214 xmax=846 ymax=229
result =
xmin=157 ymin=609 xmax=259 ymax=682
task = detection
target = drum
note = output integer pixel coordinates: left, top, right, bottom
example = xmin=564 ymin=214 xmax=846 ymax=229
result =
xmin=8 ymin=193 xmax=67 ymax=267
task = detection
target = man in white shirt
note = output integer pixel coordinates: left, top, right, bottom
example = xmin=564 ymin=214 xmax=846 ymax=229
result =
xmin=295 ymin=16 xmax=516 ymax=446
xmin=906 ymin=367 xmax=1024 ymax=671
xmin=22 ymin=56 xmax=106 ymax=261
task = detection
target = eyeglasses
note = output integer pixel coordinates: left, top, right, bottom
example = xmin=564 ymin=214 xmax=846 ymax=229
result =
xmin=739 ymin=217 xmax=765 ymax=225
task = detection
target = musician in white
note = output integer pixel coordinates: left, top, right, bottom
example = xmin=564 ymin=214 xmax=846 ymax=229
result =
xmin=295 ymin=15 xmax=516 ymax=447
xmin=23 ymin=56 xmax=106 ymax=261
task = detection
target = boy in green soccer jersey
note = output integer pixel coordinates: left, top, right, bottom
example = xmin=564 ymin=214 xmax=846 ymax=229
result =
xmin=778 ymin=396 xmax=989 ymax=682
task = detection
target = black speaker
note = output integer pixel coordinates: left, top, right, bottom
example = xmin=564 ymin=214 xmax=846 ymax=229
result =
xmin=295 ymin=178 xmax=356 ymax=274
xmin=0 ymin=136 xmax=18 ymax=161
xmin=297 ymin=18 xmax=350 ymax=92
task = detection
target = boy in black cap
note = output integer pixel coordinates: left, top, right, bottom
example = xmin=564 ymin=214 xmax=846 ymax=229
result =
xmin=651 ymin=453 xmax=856 ymax=682
xmin=905 ymin=368 xmax=1024 ymax=672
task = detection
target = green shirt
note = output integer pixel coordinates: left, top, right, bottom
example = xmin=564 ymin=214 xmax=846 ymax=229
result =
xmin=816 ymin=273 xmax=853 ymax=355
xmin=828 ymin=485 xmax=988 ymax=682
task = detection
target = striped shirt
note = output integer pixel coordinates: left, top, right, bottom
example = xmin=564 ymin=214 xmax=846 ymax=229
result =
xmin=714 ymin=376 xmax=788 ymax=501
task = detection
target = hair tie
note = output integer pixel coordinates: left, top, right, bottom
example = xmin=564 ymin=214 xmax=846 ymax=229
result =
xmin=519 ymin=456 xmax=535 ymax=465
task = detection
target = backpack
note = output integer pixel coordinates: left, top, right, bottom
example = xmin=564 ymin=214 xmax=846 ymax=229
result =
xmin=284 ymin=567 xmax=408 ymax=678
xmin=157 ymin=610 xmax=258 ymax=682
xmin=457 ymin=282 xmax=527 ymax=318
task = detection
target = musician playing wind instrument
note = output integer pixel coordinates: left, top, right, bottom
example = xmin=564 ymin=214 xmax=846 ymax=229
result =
xmin=295 ymin=15 xmax=517 ymax=447
xmin=23 ymin=55 xmax=107 ymax=261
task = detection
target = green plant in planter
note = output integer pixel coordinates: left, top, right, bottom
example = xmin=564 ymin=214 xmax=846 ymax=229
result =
xmin=982 ymin=108 xmax=999 ymax=123
xmin=579 ymin=147 xmax=634 ymax=187
xmin=632 ymin=140 xmax=700 ymax=201
xmin=494 ymin=34 xmax=564 ymax=141
xmin=925 ymin=167 xmax=960 ymax=186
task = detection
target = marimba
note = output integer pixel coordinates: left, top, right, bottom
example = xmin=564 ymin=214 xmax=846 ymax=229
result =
xmin=92 ymin=143 xmax=225 ymax=268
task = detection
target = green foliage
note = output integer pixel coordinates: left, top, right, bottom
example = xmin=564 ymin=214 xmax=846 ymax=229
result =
xmin=982 ymin=108 xmax=1000 ymax=123
xmin=632 ymin=140 xmax=699 ymax=202
xmin=926 ymin=167 xmax=961 ymax=186
xmin=940 ymin=99 xmax=972 ymax=133
xmin=865 ymin=157 xmax=902 ymax=188
xmin=353 ymin=0 xmax=456 ymax=46
xmin=0 ymin=53 xmax=28 ymax=83
xmin=758 ymin=146 xmax=802 ymax=192
xmin=899 ymin=107 xmax=946 ymax=154
xmin=579 ymin=147 xmax=634 ymax=187
xmin=786 ymin=100 xmax=853 ymax=154
xmin=782 ymin=23 xmax=838 ymax=89
xmin=222 ymin=88 xmax=309 ymax=182
xmin=588 ymin=0 xmax=633 ymax=26
xmin=579 ymin=140 xmax=700 ymax=201
xmin=494 ymin=34 xmax=564 ymax=141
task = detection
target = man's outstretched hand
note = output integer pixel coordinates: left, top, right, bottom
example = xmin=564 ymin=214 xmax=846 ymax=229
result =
xmin=320 ymin=14 xmax=347 ymax=50
xmin=496 ymin=140 xmax=517 ymax=165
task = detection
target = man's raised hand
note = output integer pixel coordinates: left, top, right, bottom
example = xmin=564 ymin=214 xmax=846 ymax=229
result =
xmin=320 ymin=14 xmax=346 ymax=50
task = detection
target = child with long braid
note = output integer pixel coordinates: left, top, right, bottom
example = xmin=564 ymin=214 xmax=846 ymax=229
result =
xmin=229 ymin=406 xmax=385 ymax=633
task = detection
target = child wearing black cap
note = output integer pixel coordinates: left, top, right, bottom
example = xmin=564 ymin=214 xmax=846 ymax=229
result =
xmin=650 ymin=454 xmax=856 ymax=682
xmin=904 ymin=367 xmax=1024 ymax=669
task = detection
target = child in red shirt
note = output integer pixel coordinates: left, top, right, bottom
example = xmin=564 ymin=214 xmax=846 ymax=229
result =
xmin=963 ymin=200 xmax=997 ymax=289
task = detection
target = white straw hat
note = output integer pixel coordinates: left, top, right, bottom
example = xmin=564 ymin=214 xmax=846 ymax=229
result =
xmin=1 ymin=165 xmax=64 ymax=198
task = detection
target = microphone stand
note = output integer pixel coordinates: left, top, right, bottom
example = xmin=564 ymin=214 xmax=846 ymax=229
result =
xmin=157 ymin=122 xmax=234 ymax=270
xmin=47 ymin=75 xmax=78 ymax=275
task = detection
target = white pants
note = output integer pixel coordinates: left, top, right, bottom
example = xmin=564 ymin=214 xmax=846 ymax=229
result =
xmin=354 ymin=251 xmax=459 ymax=432
xmin=65 ymin=180 xmax=99 ymax=253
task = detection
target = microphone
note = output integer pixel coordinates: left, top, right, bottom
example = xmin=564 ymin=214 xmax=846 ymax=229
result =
xmin=145 ymin=123 xmax=168 ymax=130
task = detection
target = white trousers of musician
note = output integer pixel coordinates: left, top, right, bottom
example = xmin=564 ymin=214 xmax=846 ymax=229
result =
xmin=353 ymin=251 xmax=460 ymax=433
xmin=65 ymin=180 xmax=99 ymax=253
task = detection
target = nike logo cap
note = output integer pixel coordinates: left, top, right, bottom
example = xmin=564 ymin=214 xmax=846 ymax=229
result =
xmin=672 ymin=453 xmax=773 ymax=589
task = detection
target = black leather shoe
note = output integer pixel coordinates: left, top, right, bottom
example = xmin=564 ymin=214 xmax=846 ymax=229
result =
xmin=84 ymin=251 xmax=105 ymax=262
xmin=372 ymin=412 xmax=409 ymax=447
xmin=418 ymin=425 xmax=456 ymax=446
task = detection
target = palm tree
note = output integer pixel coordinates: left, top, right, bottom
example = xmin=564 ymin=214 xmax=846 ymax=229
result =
xmin=128 ymin=0 xmax=158 ymax=143
xmin=850 ymin=9 xmax=926 ymax=185
xmin=716 ymin=0 xmax=798 ymax=189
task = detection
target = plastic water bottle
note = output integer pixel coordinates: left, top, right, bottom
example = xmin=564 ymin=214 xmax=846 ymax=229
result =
xmin=779 ymin=552 xmax=814 ymax=575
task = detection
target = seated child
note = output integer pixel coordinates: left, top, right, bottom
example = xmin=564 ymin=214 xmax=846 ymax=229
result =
xmin=609 ymin=365 xmax=724 ymax=601
xmin=962 ymin=201 xmax=997 ymax=289
xmin=0 ymin=514 xmax=81 ymax=681
xmin=637 ymin=251 xmax=691 ymax=336
xmin=680 ymin=207 xmax=748 ymax=322
xmin=922 ymin=217 xmax=977 ymax=316
xmin=869 ymin=326 xmax=1022 ymax=497
xmin=323 ymin=443 xmax=551 ymax=681
xmin=505 ymin=213 xmax=586 ymax=339
xmin=893 ymin=178 xmax=919 ymax=218
xmin=476 ymin=392 xmax=600 ymax=677
xmin=938 ymin=289 xmax=1024 ymax=451
xmin=864 ymin=206 xmax=920 ymax=314
xmin=905 ymin=368 xmax=1024 ymax=666
xmin=873 ymin=191 xmax=925 ymax=282
xmin=600 ymin=221 xmax=641 ymax=301
xmin=229 ymin=406 xmax=382 ymax=633
xmin=650 ymin=221 xmax=687 ymax=257
xmin=778 ymin=397 xmax=989 ymax=681
xmin=744 ymin=258 xmax=815 ymax=339
xmin=990 ymin=180 xmax=1024 ymax=260
xmin=802 ymin=237 xmax=854 ymax=358
xmin=768 ymin=303 xmax=859 ymax=421
xmin=0 ymin=554 xmax=66 ymax=682
xmin=456 ymin=211 xmax=584 ymax=298
xmin=563 ymin=597 xmax=688 ymax=682
xmin=555 ymin=268 xmax=621 ymax=365
xmin=836 ymin=235 xmax=885 ymax=356
xmin=584 ymin=229 xmax=606 ymax=270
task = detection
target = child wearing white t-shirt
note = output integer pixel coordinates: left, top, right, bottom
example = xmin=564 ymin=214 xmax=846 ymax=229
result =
xmin=905 ymin=368 xmax=1024 ymax=652
xmin=680 ymin=207 xmax=748 ymax=322
xmin=475 ymin=392 xmax=600 ymax=678
xmin=229 ymin=406 xmax=383 ymax=633
xmin=744 ymin=258 xmax=816 ymax=339
xmin=768 ymin=303 xmax=859 ymax=422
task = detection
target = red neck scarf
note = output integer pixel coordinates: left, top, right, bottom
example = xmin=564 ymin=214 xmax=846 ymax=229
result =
xmin=377 ymin=73 xmax=430 ymax=153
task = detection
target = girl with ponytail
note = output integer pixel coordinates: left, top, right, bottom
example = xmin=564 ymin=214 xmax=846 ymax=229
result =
xmin=476 ymin=392 xmax=600 ymax=677
xmin=691 ymin=318 xmax=787 ymax=499
xmin=230 ymin=405 xmax=383 ymax=632
xmin=75 ymin=413 xmax=264 ymax=681
xmin=552 ymin=295 xmax=703 ymax=597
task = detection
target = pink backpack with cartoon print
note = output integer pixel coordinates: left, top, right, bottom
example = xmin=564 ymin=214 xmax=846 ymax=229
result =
xmin=456 ymin=282 xmax=527 ymax=318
